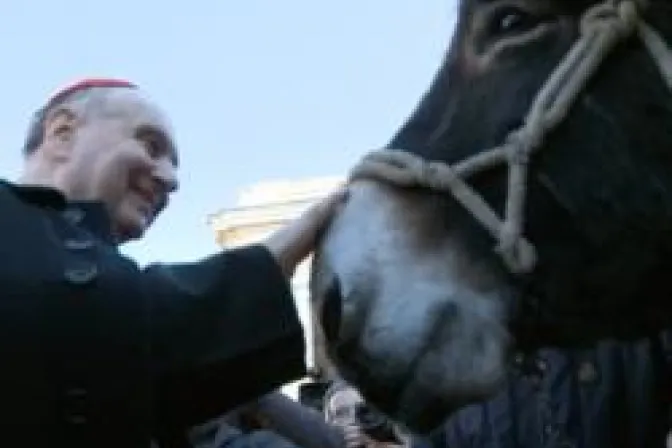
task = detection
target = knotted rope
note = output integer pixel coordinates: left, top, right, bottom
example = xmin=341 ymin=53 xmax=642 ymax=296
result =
xmin=348 ymin=0 xmax=672 ymax=274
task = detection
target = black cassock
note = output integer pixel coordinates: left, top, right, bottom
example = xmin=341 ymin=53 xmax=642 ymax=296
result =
xmin=0 ymin=180 xmax=306 ymax=447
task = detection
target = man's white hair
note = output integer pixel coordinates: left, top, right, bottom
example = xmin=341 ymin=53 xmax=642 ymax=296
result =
xmin=23 ymin=85 xmax=150 ymax=155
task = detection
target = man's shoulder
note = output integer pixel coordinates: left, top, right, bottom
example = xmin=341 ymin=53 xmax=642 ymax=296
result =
xmin=0 ymin=179 xmax=48 ymax=223
xmin=0 ymin=179 xmax=21 ymax=201
xmin=0 ymin=178 xmax=15 ymax=190
xmin=0 ymin=179 xmax=67 ymax=209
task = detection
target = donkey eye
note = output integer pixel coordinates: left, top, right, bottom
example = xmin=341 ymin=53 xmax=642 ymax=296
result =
xmin=489 ymin=6 xmax=540 ymax=37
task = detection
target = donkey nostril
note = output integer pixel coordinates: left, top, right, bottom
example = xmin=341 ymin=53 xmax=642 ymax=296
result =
xmin=322 ymin=279 xmax=343 ymax=344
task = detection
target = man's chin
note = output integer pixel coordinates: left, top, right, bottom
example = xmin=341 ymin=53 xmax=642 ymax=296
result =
xmin=115 ymin=215 xmax=151 ymax=244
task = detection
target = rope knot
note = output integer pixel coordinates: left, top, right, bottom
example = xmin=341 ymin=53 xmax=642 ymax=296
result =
xmin=495 ymin=223 xmax=538 ymax=274
xmin=580 ymin=0 xmax=638 ymax=38
xmin=505 ymin=126 xmax=543 ymax=165
xmin=420 ymin=161 xmax=445 ymax=189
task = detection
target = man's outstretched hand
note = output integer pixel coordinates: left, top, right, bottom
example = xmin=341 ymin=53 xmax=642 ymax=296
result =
xmin=263 ymin=187 xmax=349 ymax=278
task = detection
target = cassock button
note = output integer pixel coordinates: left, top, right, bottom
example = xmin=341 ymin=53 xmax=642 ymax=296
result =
xmin=64 ymin=263 xmax=99 ymax=285
xmin=64 ymin=239 xmax=95 ymax=251
xmin=64 ymin=414 xmax=88 ymax=425
xmin=63 ymin=387 xmax=88 ymax=425
xmin=577 ymin=360 xmax=599 ymax=384
xmin=62 ymin=208 xmax=85 ymax=225
xmin=65 ymin=387 xmax=88 ymax=398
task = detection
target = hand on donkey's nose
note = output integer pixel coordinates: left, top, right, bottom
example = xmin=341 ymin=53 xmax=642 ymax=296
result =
xmin=263 ymin=186 xmax=349 ymax=278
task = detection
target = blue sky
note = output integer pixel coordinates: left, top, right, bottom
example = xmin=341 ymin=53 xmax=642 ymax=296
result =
xmin=0 ymin=1 xmax=456 ymax=266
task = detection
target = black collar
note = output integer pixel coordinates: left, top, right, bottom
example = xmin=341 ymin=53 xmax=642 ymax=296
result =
xmin=0 ymin=180 xmax=117 ymax=245
xmin=2 ymin=180 xmax=67 ymax=209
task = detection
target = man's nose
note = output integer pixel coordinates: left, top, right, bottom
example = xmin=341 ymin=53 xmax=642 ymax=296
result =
xmin=153 ymin=157 xmax=179 ymax=193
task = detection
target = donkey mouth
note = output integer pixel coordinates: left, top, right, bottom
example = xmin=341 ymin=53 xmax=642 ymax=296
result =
xmin=320 ymin=279 xmax=343 ymax=345
xmin=325 ymin=284 xmax=510 ymax=433
xmin=332 ymin=334 xmax=475 ymax=434
xmin=326 ymin=296 xmax=464 ymax=432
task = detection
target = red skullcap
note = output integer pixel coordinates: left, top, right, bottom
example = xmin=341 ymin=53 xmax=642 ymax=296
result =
xmin=45 ymin=77 xmax=138 ymax=108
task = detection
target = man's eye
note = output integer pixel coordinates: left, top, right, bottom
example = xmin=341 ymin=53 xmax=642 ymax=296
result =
xmin=143 ymin=138 xmax=162 ymax=158
xmin=136 ymin=127 xmax=169 ymax=160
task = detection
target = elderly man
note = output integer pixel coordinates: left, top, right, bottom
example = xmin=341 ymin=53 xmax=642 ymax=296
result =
xmin=0 ymin=78 xmax=346 ymax=447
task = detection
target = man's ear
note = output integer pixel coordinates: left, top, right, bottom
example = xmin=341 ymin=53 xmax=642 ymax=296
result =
xmin=42 ymin=108 xmax=78 ymax=158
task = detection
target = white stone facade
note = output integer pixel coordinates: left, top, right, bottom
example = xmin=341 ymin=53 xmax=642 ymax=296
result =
xmin=208 ymin=176 xmax=343 ymax=398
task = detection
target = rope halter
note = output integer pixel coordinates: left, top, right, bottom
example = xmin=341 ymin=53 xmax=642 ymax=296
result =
xmin=348 ymin=0 xmax=672 ymax=275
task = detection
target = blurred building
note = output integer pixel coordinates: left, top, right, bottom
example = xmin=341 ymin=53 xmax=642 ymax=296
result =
xmin=208 ymin=176 xmax=343 ymax=398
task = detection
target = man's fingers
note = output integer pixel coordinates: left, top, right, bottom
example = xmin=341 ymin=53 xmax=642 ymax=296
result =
xmin=301 ymin=186 xmax=349 ymax=231
xmin=305 ymin=186 xmax=349 ymax=238
xmin=262 ymin=186 xmax=349 ymax=277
